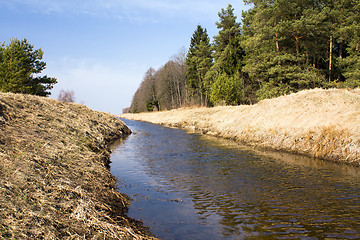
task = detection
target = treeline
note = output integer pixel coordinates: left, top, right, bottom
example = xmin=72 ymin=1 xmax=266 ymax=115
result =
xmin=129 ymin=50 xmax=187 ymax=113
xmin=128 ymin=0 xmax=360 ymax=113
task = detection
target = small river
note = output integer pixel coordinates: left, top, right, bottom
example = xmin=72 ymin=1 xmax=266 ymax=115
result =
xmin=110 ymin=119 xmax=360 ymax=240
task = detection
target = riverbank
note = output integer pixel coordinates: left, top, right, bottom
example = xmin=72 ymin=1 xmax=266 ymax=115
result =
xmin=121 ymin=88 xmax=360 ymax=166
xmin=0 ymin=92 xmax=156 ymax=239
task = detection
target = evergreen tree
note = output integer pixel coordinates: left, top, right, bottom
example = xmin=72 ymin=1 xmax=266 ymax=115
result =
xmin=128 ymin=1 xmax=360 ymax=112
xmin=213 ymin=5 xmax=241 ymax=59
xmin=0 ymin=38 xmax=57 ymax=96
xmin=186 ymin=25 xmax=213 ymax=106
xmin=242 ymin=0 xmax=327 ymax=100
xmin=208 ymin=4 xmax=248 ymax=105
xmin=338 ymin=0 xmax=360 ymax=87
xmin=210 ymin=72 xmax=244 ymax=105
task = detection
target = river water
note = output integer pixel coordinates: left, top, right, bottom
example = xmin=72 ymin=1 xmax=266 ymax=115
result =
xmin=110 ymin=119 xmax=360 ymax=240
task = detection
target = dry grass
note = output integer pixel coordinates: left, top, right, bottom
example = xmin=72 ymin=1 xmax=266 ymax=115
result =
xmin=0 ymin=92 xmax=156 ymax=239
xmin=121 ymin=88 xmax=360 ymax=166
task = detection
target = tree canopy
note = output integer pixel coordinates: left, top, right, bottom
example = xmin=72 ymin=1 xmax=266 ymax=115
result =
xmin=128 ymin=1 xmax=360 ymax=112
xmin=242 ymin=0 xmax=360 ymax=99
xmin=186 ymin=25 xmax=213 ymax=106
xmin=0 ymin=38 xmax=57 ymax=96
xmin=129 ymin=50 xmax=187 ymax=113
xmin=209 ymin=4 xmax=248 ymax=105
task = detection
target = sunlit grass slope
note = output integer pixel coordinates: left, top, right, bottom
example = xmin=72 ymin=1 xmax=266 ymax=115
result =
xmin=121 ymin=88 xmax=360 ymax=166
xmin=0 ymin=92 xmax=155 ymax=239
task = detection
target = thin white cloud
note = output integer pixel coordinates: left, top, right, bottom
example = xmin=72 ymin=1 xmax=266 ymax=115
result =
xmin=120 ymin=0 xmax=244 ymax=20
xmin=3 ymin=0 xmax=246 ymax=23
xmin=3 ymin=0 xmax=67 ymax=14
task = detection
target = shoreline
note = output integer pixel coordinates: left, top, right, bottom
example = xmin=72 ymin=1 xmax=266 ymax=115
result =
xmin=0 ymin=92 xmax=156 ymax=239
xmin=121 ymin=88 xmax=360 ymax=167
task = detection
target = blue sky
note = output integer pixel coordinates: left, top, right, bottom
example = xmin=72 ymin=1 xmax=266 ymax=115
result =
xmin=1 ymin=0 xmax=249 ymax=114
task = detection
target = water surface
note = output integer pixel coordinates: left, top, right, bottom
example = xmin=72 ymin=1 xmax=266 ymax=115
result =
xmin=110 ymin=119 xmax=360 ymax=240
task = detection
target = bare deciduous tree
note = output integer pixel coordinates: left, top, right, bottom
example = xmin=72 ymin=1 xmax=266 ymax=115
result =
xmin=129 ymin=48 xmax=188 ymax=113
xmin=58 ymin=90 xmax=75 ymax=103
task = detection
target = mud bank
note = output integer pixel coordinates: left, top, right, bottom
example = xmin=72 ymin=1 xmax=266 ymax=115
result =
xmin=0 ymin=92 xmax=156 ymax=239
xmin=121 ymin=88 xmax=360 ymax=166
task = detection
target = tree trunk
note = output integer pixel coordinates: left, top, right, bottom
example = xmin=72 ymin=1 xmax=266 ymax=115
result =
xmin=306 ymin=47 xmax=309 ymax=65
xmin=198 ymin=75 xmax=203 ymax=106
xmin=274 ymin=17 xmax=280 ymax=66
xmin=275 ymin=33 xmax=280 ymax=54
xmin=170 ymin=80 xmax=175 ymax=109
xmin=176 ymin=76 xmax=182 ymax=107
xmin=329 ymin=35 xmax=333 ymax=82
xmin=295 ymin=36 xmax=300 ymax=66
xmin=313 ymin=55 xmax=316 ymax=68
xmin=274 ymin=16 xmax=283 ymax=83
xmin=338 ymin=41 xmax=344 ymax=82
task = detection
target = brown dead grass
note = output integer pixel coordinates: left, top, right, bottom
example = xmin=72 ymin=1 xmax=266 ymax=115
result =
xmin=0 ymin=92 xmax=156 ymax=239
xmin=121 ymin=88 xmax=360 ymax=166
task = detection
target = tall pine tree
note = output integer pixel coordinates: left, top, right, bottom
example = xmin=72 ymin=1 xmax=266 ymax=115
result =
xmin=208 ymin=4 xmax=248 ymax=105
xmin=186 ymin=25 xmax=213 ymax=106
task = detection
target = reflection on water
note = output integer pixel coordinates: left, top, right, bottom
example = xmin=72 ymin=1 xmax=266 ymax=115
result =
xmin=110 ymin=119 xmax=360 ymax=240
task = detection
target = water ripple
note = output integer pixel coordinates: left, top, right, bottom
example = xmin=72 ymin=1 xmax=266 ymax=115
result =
xmin=111 ymin=119 xmax=360 ymax=240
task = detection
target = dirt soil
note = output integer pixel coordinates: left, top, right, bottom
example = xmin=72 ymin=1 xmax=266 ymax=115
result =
xmin=0 ymin=92 xmax=157 ymax=239
xmin=121 ymin=88 xmax=360 ymax=166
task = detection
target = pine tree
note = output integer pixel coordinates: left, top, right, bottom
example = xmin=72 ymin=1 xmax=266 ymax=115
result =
xmin=129 ymin=0 xmax=360 ymax=112
xmin=213 ymin=5 xmax=241 ymax=60
xmin=338 ymin=0 xmax=360 ymax=87
xmin=208 ymin=4 xmax=248 ymax=105
xmin=242 ymin=0 xmax=327 ymax=100
xmin=186 ymin=25 xmax=213 ymax=106
xmin=0 ymin=38 xmax=57 ymax=96
xmin=210 ymin=72 xmax=244 ymax=105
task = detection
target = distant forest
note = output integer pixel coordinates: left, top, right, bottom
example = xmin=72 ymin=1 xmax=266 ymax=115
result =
xmin=127 ymin=1 xmax=360 ymax=113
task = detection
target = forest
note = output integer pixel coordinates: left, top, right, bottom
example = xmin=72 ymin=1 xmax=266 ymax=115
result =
xmin=127 ymin=0 xmax=360 ymax=113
